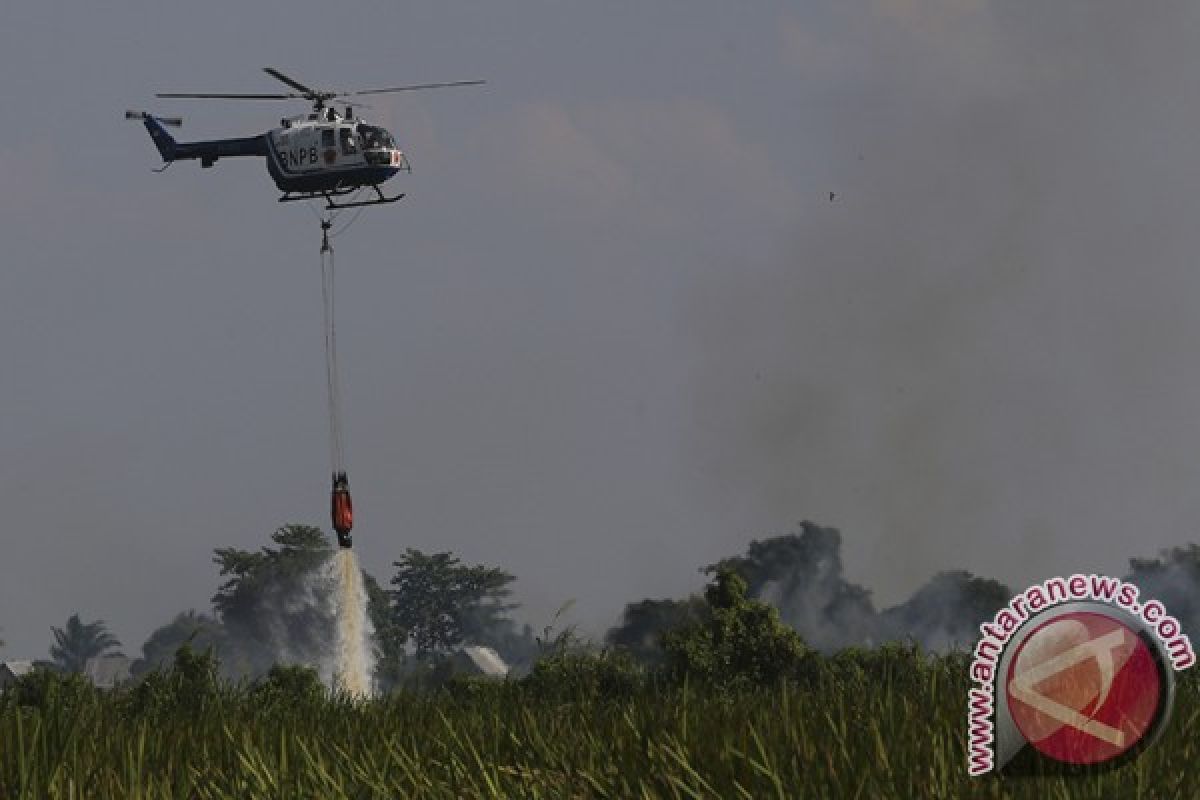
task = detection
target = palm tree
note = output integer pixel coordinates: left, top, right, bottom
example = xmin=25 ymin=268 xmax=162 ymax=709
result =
xmin=49 ymin=614 xmax=122 ymax=673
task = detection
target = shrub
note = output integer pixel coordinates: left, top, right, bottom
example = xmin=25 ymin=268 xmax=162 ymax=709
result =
xmin=253 ymin=663 xmax=326 ymax=703
xmin=5 ymin=667 xmax=94 ymax=710
xmin=521 ymin=648 xmax=644 ymax=700
xmin=125 ymin=643 xmax=221 ymax=716
xmin=663 ymin=568 xmax=811 ymax=688
xmin=829 ymin=641 xmax=930 ymax=688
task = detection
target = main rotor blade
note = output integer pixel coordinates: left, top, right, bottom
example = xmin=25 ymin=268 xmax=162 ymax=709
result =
xmin=125 ymin=110 xmax=183 ymax=126
xmin=156 ymin=92 xmax=298 ymax=100
xmin=263 ymin=67 xmax=320 ymax=98
xmin=351 ymin=80 xmax=486 ymax=96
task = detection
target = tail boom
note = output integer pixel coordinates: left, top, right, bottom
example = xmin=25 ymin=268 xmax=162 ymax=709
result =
xmin=132 ymin=112 xmax=266 ymax=167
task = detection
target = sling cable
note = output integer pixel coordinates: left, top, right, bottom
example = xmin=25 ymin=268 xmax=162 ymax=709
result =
xmin=319 ymin=212 xmax=358 ymax=547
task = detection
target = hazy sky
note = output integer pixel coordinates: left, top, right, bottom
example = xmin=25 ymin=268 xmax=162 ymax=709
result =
xmin=4 ymin=1 xmax=1200 ymax=658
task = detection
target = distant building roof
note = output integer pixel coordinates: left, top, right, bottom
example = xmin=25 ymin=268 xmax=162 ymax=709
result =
xmin=0 ymin=660 xmax=34 ymax=690
xmin=456 ymin=645 xmax=510 ymax=678
xmin=84 ymin=655 xmax=133 ymax=689
xmin=0 ymin=661 xmax=33 ymax=679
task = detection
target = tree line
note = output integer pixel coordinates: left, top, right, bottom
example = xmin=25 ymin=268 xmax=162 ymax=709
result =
xmin=10 ymin=520 xmax=1200 ymax=688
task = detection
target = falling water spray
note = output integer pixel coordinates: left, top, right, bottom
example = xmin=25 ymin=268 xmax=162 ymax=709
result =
xmin=329 ymin=548 xmax=374 ymax=696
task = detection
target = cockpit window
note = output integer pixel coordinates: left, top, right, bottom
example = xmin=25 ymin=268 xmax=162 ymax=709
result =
xmin=357 ymin=125 xmax=395 ymax=150
xmin=339 ymin=127 xmax=358 ymax=155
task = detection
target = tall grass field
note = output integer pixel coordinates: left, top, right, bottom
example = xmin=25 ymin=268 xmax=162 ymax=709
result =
xmin=1 ymin=648 xmax=1196 ymax=799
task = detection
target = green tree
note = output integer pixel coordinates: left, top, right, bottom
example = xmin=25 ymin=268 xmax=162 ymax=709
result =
xmin=708 ymin=522 xmax=876 ymax=651
xmin=385 ymin=549 xmax=519 ymax=660
xmin=126 ymin=643 xmax=221 ymax=717
xmin=211 ymin=525 xmax=336 ymax=677
xmin=363 ymin=570 xmax=409 ymax=690
xmin=7 ymin=666 xmax=94 ymax=709
xmin=878 ymin=571 xmax=1010 ymax=650
xmin=522 ymin=647 xmax=644 ymax=701
xmin=1127 ymin=544 xmax=1200 ymax=638
xmin=49 ymin=614 xmax=122 ymax=674
xmin=252 ymin=663 xmax=326 ymax=704
xmin=663 ymin=568 xmax=810 ymax=687
xmin=133 ymin=610 xmax=228 ymax=678
xmin=211 ymin=524 xmax=390 ymax=680
xmin=606 ymin=595 xmax=709 ymax=665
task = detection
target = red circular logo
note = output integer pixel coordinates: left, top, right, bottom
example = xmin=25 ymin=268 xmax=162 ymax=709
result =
xmin=1005 ymin=611 xmax=1164 ymax=765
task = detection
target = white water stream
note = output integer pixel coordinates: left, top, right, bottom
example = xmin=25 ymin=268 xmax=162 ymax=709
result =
xmin=329 ymin=548 xmax=374 ymax=696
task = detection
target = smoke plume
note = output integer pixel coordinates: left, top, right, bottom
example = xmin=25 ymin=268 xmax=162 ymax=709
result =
xmin=682 ymin=1 xmax=1200 ymax=609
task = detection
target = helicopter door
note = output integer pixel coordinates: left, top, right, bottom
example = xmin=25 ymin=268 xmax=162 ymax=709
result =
xmin=320 ymin=128 xmax=337 ymax=166
xmin=339 ymin=127 xmax=358 ymax=158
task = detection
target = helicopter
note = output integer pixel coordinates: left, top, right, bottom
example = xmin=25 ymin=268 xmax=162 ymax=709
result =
xmin=127 ymin=67 xmax=484 ymax=209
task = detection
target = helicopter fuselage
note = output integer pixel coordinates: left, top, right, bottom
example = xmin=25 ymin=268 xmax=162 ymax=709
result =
xmin=265 ymin=111 xmax=408 ymax=193
xmin=140 ymin=109 xmax=408 ymax=199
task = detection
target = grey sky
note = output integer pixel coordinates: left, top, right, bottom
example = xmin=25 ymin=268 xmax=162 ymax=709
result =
xmin=3 ymin=1 xmax=1200 ymax=657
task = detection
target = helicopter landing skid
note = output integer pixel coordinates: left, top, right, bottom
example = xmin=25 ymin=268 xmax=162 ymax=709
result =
xmin=278 ymin=185 xmax=405 ymax=210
